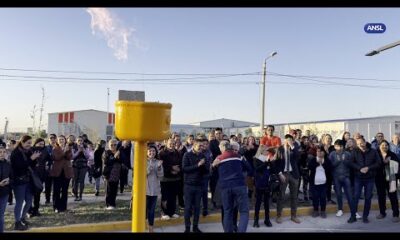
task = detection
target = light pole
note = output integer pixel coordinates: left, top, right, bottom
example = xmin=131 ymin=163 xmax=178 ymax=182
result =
xmin=365 ymin=40 xmax=400 ymax=56
xmin=260 ymin=51 xmax=277 ymax=134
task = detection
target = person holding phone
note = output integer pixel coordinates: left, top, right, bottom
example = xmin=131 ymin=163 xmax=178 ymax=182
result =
xmin=102 ymin=139 xmax=122 ymax=209
xmin=0 ymin=142 xmax=13 ymax=233
xmin=10 ymin=135 xmax=41 ymax=231
xmin=28 ymin=138 xmax=52 ymax=217
xmin=71 ymin=137 xmax=90 ymax=201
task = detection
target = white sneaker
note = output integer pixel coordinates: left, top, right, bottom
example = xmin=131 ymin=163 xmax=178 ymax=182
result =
xmin=172 ymin=214 xmax=180 ymax=218
xmin=356 ymin=213 xmax=362 ymax=219
xmin=336 ymin=210 xmax=343 ymax=217
xmin=161 ymin=215 xmax=170 ymax=220
xmin=106 ymin=206 xmax=115 ymax=210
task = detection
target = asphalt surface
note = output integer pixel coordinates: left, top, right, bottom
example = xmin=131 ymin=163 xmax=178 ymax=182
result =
xmin=154 ymin=209 xmax=400 ymax=232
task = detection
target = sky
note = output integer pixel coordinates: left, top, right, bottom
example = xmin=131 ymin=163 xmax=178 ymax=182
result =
xmin=0 ymin=8 xmax=399 ymax=132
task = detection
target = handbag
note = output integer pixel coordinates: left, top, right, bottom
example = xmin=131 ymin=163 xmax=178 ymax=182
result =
xmin=28 ymin=166 xmax=43 ymax=193
xmin=269 ymin=174 xmax=280 ymax=193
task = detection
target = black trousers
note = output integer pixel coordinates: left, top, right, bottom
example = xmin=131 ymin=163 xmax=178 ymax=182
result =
xmin=376 ymin=176 xmax=399 ymax=217
xmin=210 ymin=175 xmax=218 ymax=207
xmin=30 ymin=191 xmax=41 ymax=213
xmin=178 ymin=178 xmax=185 ymax=208
xmin=254 ymin=188 xmax=270 ymax=221
xmin=53 ymin=175 xmax=71 ymax=212
xmin=160 ymin=181 xmax=179 ymax=217
xmin=44 ymin=174 xmax=53 ymax=202
xmin=326 ymin=174 xmax=333 ymax=201
xmin=184 ymin=185 xmax=202 ymax=228
xmin=8 ymin=188 xmax=13 ymax=204
xmin=106 ymin=180 xmax=119 ymax=207
xmin=298 ymin=168 xmax=310 ymax=199
xmin=119 ymin=168 xmax=129 ymax=193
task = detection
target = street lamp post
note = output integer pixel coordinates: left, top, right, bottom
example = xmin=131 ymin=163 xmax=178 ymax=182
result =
xmin=260 ymin=51 xmax=277 ymax=134
xmin=365 ymin=40 xmax=400 ymax=56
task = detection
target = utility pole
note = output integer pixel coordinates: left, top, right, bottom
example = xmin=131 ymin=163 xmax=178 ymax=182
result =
xmin=30 ymin=105 xmax=37 ymax=136
xmin=3 ymin=117 xmax=8 ymax=142
xmin=38 ymin=87 xmax=45 ymax=135
xmin=260 ymin=59 xmax=267 ymax=133
xmin=260 ymin=51 xmax=277 ymax=133
xmin=107 ymin=88 xmax=110 ymax=116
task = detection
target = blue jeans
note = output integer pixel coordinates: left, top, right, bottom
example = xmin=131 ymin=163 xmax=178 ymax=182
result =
xmin=334 ymin=176 xmax=354 ymax=213
xmin=354 ymin=177 xmax=374 ymax=219
xmin=146 ymin=196 xmax=158 ymax=226
xmin=14 ymin=183 xmax=33 ymax=222
xmin=184 ymin=185 xmax=202 ymax=228
xmin=201 ymin=178 xmax=209 ymax=212
xmin=221 ymin=185 xmax=249 ymax=233
xmin=0 ymin=194 xmax=8 ymax=233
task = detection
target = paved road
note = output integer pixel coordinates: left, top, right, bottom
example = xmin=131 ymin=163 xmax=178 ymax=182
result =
xmin=154 ymin=210 xmax=400 ymax=232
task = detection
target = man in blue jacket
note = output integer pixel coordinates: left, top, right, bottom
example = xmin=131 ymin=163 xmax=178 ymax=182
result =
xmin=182 ymin=138 xmax=210 ymax=233
xmin=211 ymin=140 xmax=249 ymax=233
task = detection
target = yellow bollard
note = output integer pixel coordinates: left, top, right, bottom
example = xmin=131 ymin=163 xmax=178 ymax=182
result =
xmin=115 ymin=101 xmax=172 ymax=233
xmin=132 ymin=141 xmax=147 ymax=232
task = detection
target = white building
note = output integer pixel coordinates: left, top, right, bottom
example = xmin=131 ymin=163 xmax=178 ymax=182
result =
xmin=238 ymin=115 xmax=400 ymax=142
xmin=48 ymin=109 xmax=115 ymax=142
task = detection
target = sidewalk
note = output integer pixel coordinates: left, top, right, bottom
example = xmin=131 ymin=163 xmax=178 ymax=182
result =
xmin=155 ymin=209 xmax=400 ymax=233
xmin=25 ymin=198 xmax=394 ymax=232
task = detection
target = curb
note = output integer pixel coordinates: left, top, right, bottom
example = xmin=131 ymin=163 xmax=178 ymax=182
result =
xmin=26 ymin=200 xmax=390 ymax=232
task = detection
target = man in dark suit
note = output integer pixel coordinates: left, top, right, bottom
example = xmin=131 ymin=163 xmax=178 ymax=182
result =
xmin=275 ymin=134 xmax=301 ymax=224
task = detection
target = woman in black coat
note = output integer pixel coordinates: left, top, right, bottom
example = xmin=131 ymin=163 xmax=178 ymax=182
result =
xmin=28 ymin=138 xmax=52 ymax=217
xmin=252 ymin=145 xmax=277 ymax=228
xmin=10 ymin=135 xmax=41 ymax=230
xmin=0 ymin=143 xmax=13 ymax=233
xmin=102 ymin=139 xmax=122 ymax=209
xmin=309 ymin=146 xmax=332 ymax=218
xmin=93 ymin=140 xmax=106 ymax=196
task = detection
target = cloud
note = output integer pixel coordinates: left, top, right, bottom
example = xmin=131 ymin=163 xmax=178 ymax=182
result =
xmin=86 ymin=8 xmax=134 ymax=61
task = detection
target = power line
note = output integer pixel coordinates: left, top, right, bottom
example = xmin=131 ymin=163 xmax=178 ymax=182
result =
xmin=0 ymin=73 xmax=260 ymax=82
xmin=267 ymin=71 xmax=400 ymax=83
xmin=0 ymin=67 xmax=262 ymax=76
xmin=268 ymin=72 xmax=400 ymax=89
xmin=2 ymin=67 xmax=400 ymax=89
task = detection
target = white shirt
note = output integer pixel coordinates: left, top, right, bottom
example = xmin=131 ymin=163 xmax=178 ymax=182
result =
xmin=315 ymin=163 xmax=326 ymax=185
xmin=284 ymin=145 xmax=294 ymax=173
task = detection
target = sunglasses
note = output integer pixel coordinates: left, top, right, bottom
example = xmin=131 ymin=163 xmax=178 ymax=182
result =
xmin=110 ymin=144 xmax=117 ymax=146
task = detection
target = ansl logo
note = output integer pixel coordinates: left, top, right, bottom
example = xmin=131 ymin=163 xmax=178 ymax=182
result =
xmin=364 ymin=23 xmax=386 ymax=33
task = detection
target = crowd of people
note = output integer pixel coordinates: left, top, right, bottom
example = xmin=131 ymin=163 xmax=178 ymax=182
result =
xmin=144 ymin=126 xmax=400 ymax=233
xmin=0 ymin=125 xmax=400 ymax=233
xmin=0 ymin=133 xmax=132 ymax=232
